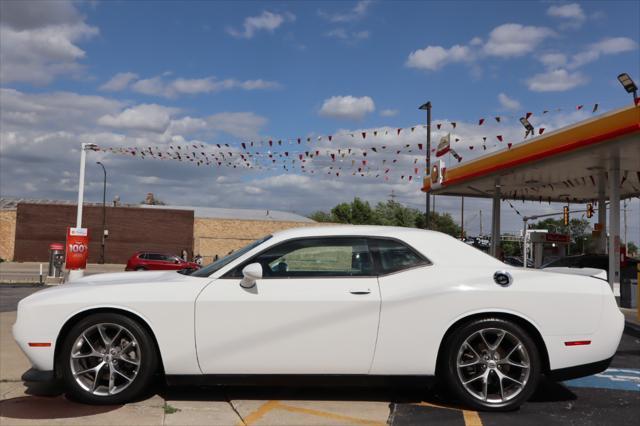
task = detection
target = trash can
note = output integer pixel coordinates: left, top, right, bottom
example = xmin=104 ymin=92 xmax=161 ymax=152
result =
xmin=48 ymin=243 xmax=65 ymax=277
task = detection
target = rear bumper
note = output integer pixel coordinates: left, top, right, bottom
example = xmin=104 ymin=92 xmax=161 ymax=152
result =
xmin=546 ymin=356 xmax=613 ymax=381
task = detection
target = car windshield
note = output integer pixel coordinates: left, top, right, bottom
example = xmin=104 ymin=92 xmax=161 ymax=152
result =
xmin=190 ymin=235 xmax=272 ymax=277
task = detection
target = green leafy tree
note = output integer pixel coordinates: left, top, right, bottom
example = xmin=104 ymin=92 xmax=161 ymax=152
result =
xmin=627 ymin=242 xmax=638 ymax=257
xmin=374 ymin=200 xmax=419 ymax=227
xmin=415 ymin=212 xmax=462 ymax=237
xmin=308 ymin=211 xmax=333 ymax=222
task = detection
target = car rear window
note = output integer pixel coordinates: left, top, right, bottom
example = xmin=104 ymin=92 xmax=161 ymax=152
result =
xmin=371 ymin=238 xmax=429 ymax=274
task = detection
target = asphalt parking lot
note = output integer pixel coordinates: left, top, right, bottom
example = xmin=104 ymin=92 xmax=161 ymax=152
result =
xmin=1 ymin=286 xmax=638 ymax=425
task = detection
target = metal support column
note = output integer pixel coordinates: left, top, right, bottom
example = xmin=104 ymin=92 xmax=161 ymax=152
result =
xmin=608 ymin=157 xmax=621 ymax=292
xmin=598 ymin=170 xmax=607 ymax=254
xmin=490 ymin=181 xmax=501 ymax=258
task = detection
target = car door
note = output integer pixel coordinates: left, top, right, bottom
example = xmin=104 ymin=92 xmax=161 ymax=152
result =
xmin=195 ymin=237 xmax=381 ymax=374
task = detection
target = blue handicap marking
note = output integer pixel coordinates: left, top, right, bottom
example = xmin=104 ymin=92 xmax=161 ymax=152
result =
xmin=564 ymin=368 xmax=640 ymax=392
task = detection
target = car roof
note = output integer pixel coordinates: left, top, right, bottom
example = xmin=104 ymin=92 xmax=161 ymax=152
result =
xmin=270 ymin=225 xmax=442 ymax=241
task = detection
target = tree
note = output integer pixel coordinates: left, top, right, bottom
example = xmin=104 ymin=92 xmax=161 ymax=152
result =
xmin=374 ymin=200 xmax=419 ymax=227
xmin=308 ymin=211 xmax=333 ymax=222
xmin=415 ymin=212 xmax=461 ymax=237
xmin=627 ymin=241 xmax=638 ymax=257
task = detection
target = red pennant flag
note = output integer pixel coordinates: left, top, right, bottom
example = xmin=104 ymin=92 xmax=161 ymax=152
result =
xmin=307 ymin=137 xmax=311 ymax=142
xmin=538 ymin=128 xmax=545 ymax=135
xmin=315 ymin=150 xmax=320 ymax=156
xmin=397 ymin=128 xmax=402 ymax=135
xmin=297 ymin=138 xmax=301 ymax=144
xmin=362 ymin=132 xmax=366 ymax=139
xmin=482 ymin=137 xmax=487 ymax=142
xmin=507 ymin=143 xmax=513 ymax=149
xmin=268 ymin=140 xmax=273 ymax=146
xmin=411 ymin=127 xmax=415 ymax=132
xmin=371 ymin=147 xmax=378 ymax=152
xmin=543 ymin=110 xmax=549 ymax=114
xmin=576 ymin=105 xmax=583 ymax=110
xmin=478 ymin=118 xmax=485 ymax=126
xmin=414 ymin=168 xmax=419 ymax=174
xmin=455 ymin=138 xmax=460 ymax=142
xmin=330 ymin=154 xmax=336 ymax=161
xmin=592 ymin=103 xmax=599 ymax=113
xmin=362 ymin=160 xmax=367 ymax=165
xmin=328 ymin=135 xmax=333 ymax=141
xmin=495 ymin=116 xmax=501 ymax=122
xmin=525 ymin=112 xmax=533 ymax=119
xmin=373 ymin=131 xmax=378 ymax=137
xmin=497 ymin=135 xmax=503 ymax=142
xmin=436 ymin=123 xmax=442 ymax=130
xmin=469 ymin=146 xmax=474 ymax=150
xmin=418 ymin=143 xmax=423 ymax=150
xmin=451 ymin=122 xmax=457 ymax=129
xmin=241 ymin=143 xmax=246 ymax=150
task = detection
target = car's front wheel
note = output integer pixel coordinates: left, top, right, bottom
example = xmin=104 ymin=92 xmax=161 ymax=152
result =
xmin=59 ymin=313 xmax=158 ymax=404
xmin=441 ymin=318 xmax=541 ymax=411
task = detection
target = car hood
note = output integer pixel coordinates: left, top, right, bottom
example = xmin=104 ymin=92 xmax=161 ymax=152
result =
xmin=69 ymin=270 xmax=179 ymax=285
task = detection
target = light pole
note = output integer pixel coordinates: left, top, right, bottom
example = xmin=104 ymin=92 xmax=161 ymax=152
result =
xmin=96 ymin=161 xmax=107 ymax=264
xmin=617 ymin=73 xmax=638 ymax=104
xmin=419 ymin=101 xmax=432 ymax=229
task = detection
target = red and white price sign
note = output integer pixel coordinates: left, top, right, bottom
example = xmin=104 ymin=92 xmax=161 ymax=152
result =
xmin=65 ymin=227 xmax=89 ymax=270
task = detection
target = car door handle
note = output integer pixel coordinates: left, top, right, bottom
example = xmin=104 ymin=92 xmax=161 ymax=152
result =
xmin=349 ymin=289 xmax=371 ymax=295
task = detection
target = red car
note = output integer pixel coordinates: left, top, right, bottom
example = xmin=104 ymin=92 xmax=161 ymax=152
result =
xmin=125 ymin=252 xmax=200 ymax=271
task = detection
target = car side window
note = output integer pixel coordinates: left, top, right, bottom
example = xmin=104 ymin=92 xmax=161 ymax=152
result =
xmin=138 ymin=253 xmax=148 ymax=260
xmin=227 ymin=238 xmax=374 ymax=278
xmin=147 ymin=253 xmax=164 ymax=261
xmin=372 ymin=238 xmax=428 ymax=274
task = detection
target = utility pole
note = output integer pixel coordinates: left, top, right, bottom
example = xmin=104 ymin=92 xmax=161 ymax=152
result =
xmin=419 ymin=101 xmax=432 ymax=229
xmin=96 ymin=162 xmax=107 ymax=264
xmin=623 ymin=199 xmax=628 ymax=254
xmin=479 ymin=210 xmax=483 ymax=236
xmin=460 ymin=196 xmax=465 ymax=239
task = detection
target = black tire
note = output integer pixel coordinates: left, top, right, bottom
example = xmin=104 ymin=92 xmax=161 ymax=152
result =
xmin=440 ymin=317 xmax=541 ymax=411
xmin=135 ymin=267 xmax=146 ymax=271
xmin=58 ymin=313 xmax=159 ymax=405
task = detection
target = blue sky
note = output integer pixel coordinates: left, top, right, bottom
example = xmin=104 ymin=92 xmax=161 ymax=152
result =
xmin=0 ymin=0 xmax=639 ymax=239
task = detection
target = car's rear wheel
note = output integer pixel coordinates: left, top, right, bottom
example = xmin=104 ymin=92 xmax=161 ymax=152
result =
xmin=59 ymin=313 xmax=158 ymax=404
xmin=441 ymin=318 xmax=540 ymax=411
xmin=135 ymin=267 xmax=146 ymax=271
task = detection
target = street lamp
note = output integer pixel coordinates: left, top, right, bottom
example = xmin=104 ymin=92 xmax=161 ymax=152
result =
xmin=96 ymin=162 xmax=107 ymax=264
xmin=617 ymin=73 xmax=638 ymax=104
xmin=419 ymin=101 xmax=432 ymax=229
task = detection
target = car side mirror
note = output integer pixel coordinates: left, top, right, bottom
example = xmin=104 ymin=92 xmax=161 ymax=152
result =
xmin=240 ymin=263 xmax=262 ymax=288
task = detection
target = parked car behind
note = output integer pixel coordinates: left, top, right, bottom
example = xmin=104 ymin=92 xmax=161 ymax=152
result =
xmin=125 ymin=252 xmax=200 ymax=271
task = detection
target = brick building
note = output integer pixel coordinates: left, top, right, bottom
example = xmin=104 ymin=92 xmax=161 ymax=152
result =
xmin=0 ymin=198 xmax=318 ymax=264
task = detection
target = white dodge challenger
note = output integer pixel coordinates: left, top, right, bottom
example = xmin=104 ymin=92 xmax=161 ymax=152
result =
xmin=13 ymin=226 xmax=624 ymax=411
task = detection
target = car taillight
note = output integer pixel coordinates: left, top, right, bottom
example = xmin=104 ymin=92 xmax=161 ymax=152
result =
xmin=564 ymin=340 xmax=591 ymax=346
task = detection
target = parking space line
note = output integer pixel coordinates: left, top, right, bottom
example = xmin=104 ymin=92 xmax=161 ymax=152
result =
xmin=413 ymin=401 xmax=483 ymax=426
xmin=241 ymin=400 xmax=279 ymax=425
xmin=240 ymin=400 xmax=385 ymax=426
xmin=276 ymin=403 xmax=385 ymax=425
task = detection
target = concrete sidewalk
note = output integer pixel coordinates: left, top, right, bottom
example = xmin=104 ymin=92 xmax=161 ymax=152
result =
xmin=0 ymin=262 xmax=125 ymax=284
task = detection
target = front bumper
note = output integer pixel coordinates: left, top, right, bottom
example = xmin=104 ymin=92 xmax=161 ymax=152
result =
xmin=21 ymin=368 xmax=57 ymax=383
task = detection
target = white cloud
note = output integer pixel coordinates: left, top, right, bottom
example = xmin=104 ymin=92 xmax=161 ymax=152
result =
xmin=538 ymin=53 xmax=567 ymax=69
xmin=547 ymin=3 xmax=586 ymax=29
xmin=498 ymin=93 xmax=521 ymax=111
xmin=319 ymin=0 xmax=372 ymax=23
xmin=527 ymin=69 xmax=588 ymax=92
xmin=568 ymin=37 xmax=638 ymax=69
xmin=98 ymin=104 xmax=176 ymax=133
xmin=325 ymin=28 xmax=370 ymax=43
xmin=0 ymin=0 xmax=98 ymax=84
xmin=100 ymin=72 xmax=139 ymax=91
xmin=205 ymin=112 xmax=268 ymax=140
xmin=405 ymin=23 xmax=554 ymax=72
xmin=227 ymin=11 xmax=295 ymax=39
xmin=319 ymin=96 xmax=375 ymax=120
xmin=483 ymin=24 xmax=555 ymax=57
xmin=406 ymin=45 xmax=471 ymax=71
xmin=380 ymin=109 xmax=399 ymax=117
xmin=128 ymin=75 xmax=280 ymax=98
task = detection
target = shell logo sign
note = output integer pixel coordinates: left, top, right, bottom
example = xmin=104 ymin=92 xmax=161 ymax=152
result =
xmin=65 ymin=227 xmax=89 ymax=270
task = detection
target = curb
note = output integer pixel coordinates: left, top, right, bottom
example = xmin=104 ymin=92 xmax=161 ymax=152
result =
xmin=624 ymin=320 xmax=640 ymax=338
xmin=0 ymin=283 xmax=44 ymax=288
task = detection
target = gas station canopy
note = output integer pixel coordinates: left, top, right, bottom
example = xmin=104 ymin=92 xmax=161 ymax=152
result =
xmin=422 ymin=105 xmax=640 ymax=203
